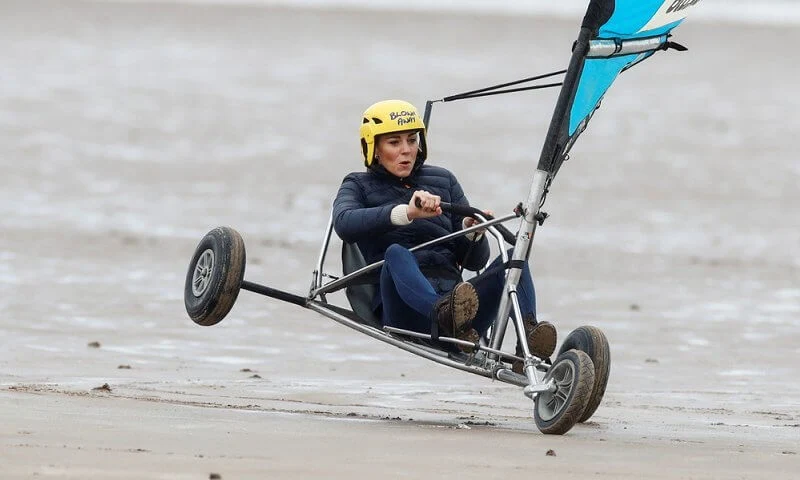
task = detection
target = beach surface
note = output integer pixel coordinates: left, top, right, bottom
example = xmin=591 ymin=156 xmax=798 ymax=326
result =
xmin=1 ymin=1 xmax=798 ymax=478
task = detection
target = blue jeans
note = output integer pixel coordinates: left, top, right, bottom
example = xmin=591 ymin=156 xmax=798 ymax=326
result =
xmin=379 ymin=244 xmax=536 ymax=335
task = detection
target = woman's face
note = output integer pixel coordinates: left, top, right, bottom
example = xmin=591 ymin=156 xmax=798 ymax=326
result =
xmin=375 ymin=131 xmax=419 ymax=178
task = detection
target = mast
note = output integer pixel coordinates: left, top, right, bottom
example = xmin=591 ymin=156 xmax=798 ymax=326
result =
xmin=489 ymin=0 xmax=611 ymax=353
xmin=536 ymin=26 xmax=593 ymax=176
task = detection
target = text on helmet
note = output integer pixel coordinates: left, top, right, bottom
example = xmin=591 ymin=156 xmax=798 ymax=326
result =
xmin=389 ymin=110 xmax=418 ymax=126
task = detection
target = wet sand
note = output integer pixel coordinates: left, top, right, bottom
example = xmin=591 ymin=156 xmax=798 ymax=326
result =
xmin=1 ymin=1 xmax=798 ymax=478
xmin=4 ymin=389 xmax=798 ymax=479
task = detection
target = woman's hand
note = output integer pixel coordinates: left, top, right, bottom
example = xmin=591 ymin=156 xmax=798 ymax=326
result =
xmin=463 ymin=210 xmax=493 ymax=235
xmin=407 ymin=190 xmax=442 ymax=220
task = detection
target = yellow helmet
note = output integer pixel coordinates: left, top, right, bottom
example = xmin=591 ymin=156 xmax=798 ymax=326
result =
xmin=359 ymin=99 xmax=427 ymax=167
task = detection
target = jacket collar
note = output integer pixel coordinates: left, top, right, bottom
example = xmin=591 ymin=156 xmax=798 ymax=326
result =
xmin=368 ymin=163 xmax=419 ymax=187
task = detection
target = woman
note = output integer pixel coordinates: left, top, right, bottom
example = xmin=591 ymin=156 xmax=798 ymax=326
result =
xmin=333 ymin=99 xmax=555 ymax=363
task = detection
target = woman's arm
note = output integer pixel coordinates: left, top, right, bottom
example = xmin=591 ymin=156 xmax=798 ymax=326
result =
xmin=332 ymin=175 xmax=397 ymax=244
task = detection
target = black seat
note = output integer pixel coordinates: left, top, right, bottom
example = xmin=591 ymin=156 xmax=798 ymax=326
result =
xmin=341 ymin=242 xmax=382 ymax=329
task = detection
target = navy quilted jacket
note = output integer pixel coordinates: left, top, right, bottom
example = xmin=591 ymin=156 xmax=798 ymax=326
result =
xmin=333 ymin=164 xmax=490 ymax=291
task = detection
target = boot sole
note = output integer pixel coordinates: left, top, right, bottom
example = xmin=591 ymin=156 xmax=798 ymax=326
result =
xmin=528 ymin=321 xmax=557 ymax=359
xmin=450 ymin=282 xmax=479 ymax=335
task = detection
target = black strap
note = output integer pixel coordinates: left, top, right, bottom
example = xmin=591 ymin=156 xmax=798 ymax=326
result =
xmin=663 ymin=41 xmax=688 ymax=52
xmin=472 ymin=258 xmax=527 ymax=281
xmin=430 ymin=313 xmax=440 ymax=342
xmin=507 ymin=260 xmax=526 ymax=269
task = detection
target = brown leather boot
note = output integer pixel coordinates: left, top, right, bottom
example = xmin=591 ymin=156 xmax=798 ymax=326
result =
xmin=432 ymin=282 xmax=479 ymax=339
xmin=512 ymin=315 xmax=557 ymax=374
xmin=457 ymin=327 xmax=481 ymax=354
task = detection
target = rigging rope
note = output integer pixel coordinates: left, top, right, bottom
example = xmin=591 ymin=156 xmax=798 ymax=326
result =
xmin=444 ymin=82 xmax=564 ymax=102
xmin=423 ymin=69 xmax=566 ymax=128
xmin=441 ymin=69 xmax=566 ymax=102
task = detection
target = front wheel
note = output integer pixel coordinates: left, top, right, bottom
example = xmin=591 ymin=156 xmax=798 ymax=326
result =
xmin=534 ymin=349 xmax=594 ymax=435
xmin=184 ymin=226 xmax=246 ymax=326
xmin=558 ymin=325 xmax=610 ymax=422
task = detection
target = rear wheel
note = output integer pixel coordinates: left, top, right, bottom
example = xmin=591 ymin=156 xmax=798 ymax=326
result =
xmin=534 ymin=349 xmax=594 ymax=435
xmin=184 ymin=227 xmax=246 ymax=326
xmin=558 ymin=326 xmax=610 ymax=422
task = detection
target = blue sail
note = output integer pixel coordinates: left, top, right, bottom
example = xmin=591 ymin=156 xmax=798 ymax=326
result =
xmin=565 ymin=0 xmax=702 ymax=144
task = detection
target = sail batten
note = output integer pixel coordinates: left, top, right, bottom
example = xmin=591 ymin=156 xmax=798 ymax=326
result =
xmin=587 ymin=36 xmax=668 ymax=58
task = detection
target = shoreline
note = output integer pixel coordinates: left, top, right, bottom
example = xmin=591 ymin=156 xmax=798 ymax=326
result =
xmin=60 ymin=0 xmax=800 ymax=28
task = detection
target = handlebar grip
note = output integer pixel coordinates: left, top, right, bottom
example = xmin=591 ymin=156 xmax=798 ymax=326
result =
xmin=494 ymin=225 xmax=518 ymax=246
xmin=442 ymin=202 xmax=481 ymax=218
xmin=414 ymin=197 xmax=481 ymax=217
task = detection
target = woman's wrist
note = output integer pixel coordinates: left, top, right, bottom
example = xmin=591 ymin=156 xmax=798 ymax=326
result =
xmin=391 ymin=204 xmax=412 ymax=226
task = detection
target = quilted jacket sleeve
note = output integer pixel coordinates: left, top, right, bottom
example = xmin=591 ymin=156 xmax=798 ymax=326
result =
xmin=332 ymin=173 xmax=396 ymax=244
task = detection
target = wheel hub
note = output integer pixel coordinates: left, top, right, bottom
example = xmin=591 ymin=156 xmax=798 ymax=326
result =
xmin=191 ymin=249 xmax=215 ymax=297
xmin=536 ymin=360 xmax=576 ymax=421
